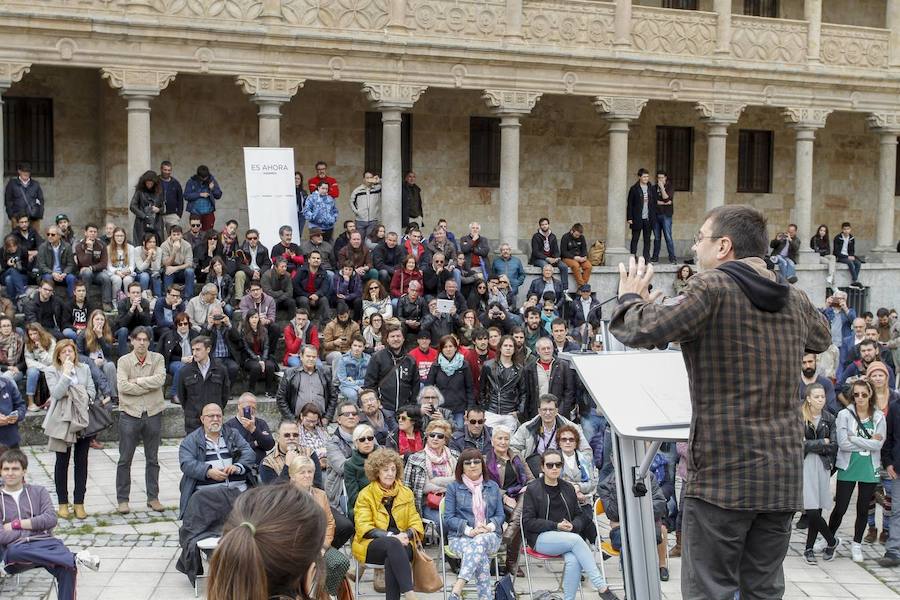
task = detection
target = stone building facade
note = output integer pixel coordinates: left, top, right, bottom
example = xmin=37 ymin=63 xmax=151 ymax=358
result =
xmin=2 ymin=0 xmax=900 ymax=264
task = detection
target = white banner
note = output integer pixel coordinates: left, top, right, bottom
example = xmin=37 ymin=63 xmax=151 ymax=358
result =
xmin=243 ymin=147 xmax=298 ymax=252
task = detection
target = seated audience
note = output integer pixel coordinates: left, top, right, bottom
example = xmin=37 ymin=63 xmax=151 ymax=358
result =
xmin=276 ymin=344 xmax=335 ymax=421
xmin=222 ymin=393 xmax=275 ymax=470
xmin=404 ymin=418 xmax=459 ymax=525
xmin=344 ymin=423 xmax=377 ymax=517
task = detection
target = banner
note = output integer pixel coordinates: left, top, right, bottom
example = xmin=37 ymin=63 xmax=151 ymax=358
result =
xmin=243 ymin=147 xmax=298 ymax=251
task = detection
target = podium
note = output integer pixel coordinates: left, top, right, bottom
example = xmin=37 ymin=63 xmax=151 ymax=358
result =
xmin=567 ymin=350 xmax=691 ymax=600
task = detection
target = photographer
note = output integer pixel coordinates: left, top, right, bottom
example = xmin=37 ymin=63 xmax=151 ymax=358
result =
xmin=821 ymin=290 xmax=856 ymax=348
xmin=769 ymin=225 xmax=799 ymax=284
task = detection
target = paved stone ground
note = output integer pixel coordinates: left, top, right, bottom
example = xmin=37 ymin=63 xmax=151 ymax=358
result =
xmin=5 ymin=442 xmax=900 ymax=600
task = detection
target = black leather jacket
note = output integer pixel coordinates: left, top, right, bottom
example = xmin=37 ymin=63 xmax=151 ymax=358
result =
xmin=479 ymin=358 xmax=525 ymax=416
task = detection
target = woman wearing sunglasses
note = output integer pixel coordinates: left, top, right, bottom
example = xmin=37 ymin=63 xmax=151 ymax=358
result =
xmin=344 ymin=423 xmax=377 ymax=518
xmin=403 ymin=419 xmax=459 ymax=525
xmin=556 ymin=425 xmax=599 ymax=544
xmin=522 ymin=449 xmax=618 ymax=600
xmin=443 ymin=448 xmax=505 ymax=600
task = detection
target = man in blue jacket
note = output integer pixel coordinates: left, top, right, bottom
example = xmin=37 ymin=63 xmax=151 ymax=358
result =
xmin=820 ymin=291 xmax=856 ymax=348
xmin=0 ymin=370 xmax=25 ymax=449
xmin=183 ymin=165 xmax=222 ymax=232
xmin=492 ymin=243 xmax=525 ymax=297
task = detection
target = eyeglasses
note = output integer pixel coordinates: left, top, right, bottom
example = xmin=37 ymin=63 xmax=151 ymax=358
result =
xmin=559 ymin=437 xmax=576 ymax=443
xmin=434 ymin=260 xmax=444 ymax=264
xmin=340 ymin=411 xmax=359 ymax=417
xmin=853 ymin=392 xmax=871 ymax=398
xmin=356 ymin=435 xmax=375 ymax=443
xmin=281 ymin=432 xmax=300 ymax=438
xmin=544 ymin=462 xmax=563 ymax=469
xmin=693 ymin=232 xmax=724 ymax=245
xmin=543 ymin=309 xmax=555 ymax=313
xmin=369 ymin=287 xmax=379 ymax=291
xmin=462 ymin=459 xmax=482 ymax=466
xmin=398 ymin=415 xmax=409 ymax=421
xmin=539 ymin=407 xmax=557 ymax=413
xmin=176 ymin=321 xmax=190 ymax=326
xmin=427 ymin=432 xmax=446 ymax=440
xmin=468 ymin=419 xmax=485 ymax=425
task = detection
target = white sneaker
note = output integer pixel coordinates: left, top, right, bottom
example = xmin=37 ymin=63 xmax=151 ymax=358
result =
xmin=825 ymin=275 xmax=834 ymax=285
xmin=851 ymin=542 xmax=864 ymax=563
xmin=75 ymin=550 xmax=101 ymax=572
xmin=813 ymin=537 xmax=828 ymax=553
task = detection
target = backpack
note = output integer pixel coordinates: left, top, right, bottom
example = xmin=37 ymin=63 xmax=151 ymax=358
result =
xmin=588 ymin=240 xmax=605 ymax=266
xmin=494 ymin=574 xmax=517 ymax=600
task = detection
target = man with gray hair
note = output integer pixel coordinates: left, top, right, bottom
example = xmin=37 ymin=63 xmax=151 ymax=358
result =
xmin=185 ymin=282 xmax=222 ymax=332
xmin=223 ymin=393 xmax=275 ymax=470
xmin=275 ymin=344 xmax=335 ymax=422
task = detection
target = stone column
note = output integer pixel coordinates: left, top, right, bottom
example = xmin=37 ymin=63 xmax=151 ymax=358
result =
xmin=594 ymin=97 xmax=648 ymax=262
xmin=0 ymin=63 xmax=31 ymax=235
xmin=868 ymin=113 xmax=900 ymax=256
xmin=236 ymin=76 xmax=304 ymax=147
xmin=614 ymin=0 xmax=632 ymax=49
xmin=386 ymin=0 xmax=408 ymax=34
xmin=483 ymin=90 xmax=542 ymax=251
xmin=888 ymin=0 xmax=900 ymax=66
xmin=783 ymin=108 xmax=831 ymax=257
xmin=505 ymin=0 xmax=523 ymax=40
xmin=714 ymin=0 xmax=732 ymax=55
xmin=362 ymin=83 xmax=427 ymax=234
xmin=695 ymin=101 xmax=745 ymax=211
xmin=101 ymin=68 xmax=176 ymax=205
xmin=805 ymin=0 xmax=822 ymax=63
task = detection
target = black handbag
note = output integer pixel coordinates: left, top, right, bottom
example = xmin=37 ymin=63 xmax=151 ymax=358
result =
xmin=81 ymin=398 xmax=115 ymax=438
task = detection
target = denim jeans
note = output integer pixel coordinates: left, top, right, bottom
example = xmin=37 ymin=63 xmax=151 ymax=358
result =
xmin=652 ymin=214 xmax=676 ymax=260
xmin=886 ymin=477 xmax=900 ymax=558
xmin=42 ymin=273 xmax=76 ymax=296
xmin=579 ymin=411 xmax=606 ymax=446
xmin=356 ymin=220 xmax=378 ymax=240
xmin=169 ymin=360 xmax=187 ymax=399
xmin=533 ymin=530 xmax=607 ymax=599
xmin=533 ymin=259 xmax=569 ymax=290
xmin=163 ymin=267 xmax=195 ymax=298
xmin=25 ymin=366 xmax=42 ymax=396
xmin=2 ymin=268 xmax=27 ymax=300
xmin=115 ymin=327 xmax=131 ymax=357
xmin=79 ymin=267 xmax=113 ymax=304
xmin=137 ymin=271 xmax=162 ymax=297
xmin=287 ymin=355 xmax=301 ymax=368
xmin=837 ymin=256 xmax=862 ymax=282
xmin=771 ymin=255 xmax=796 ymax=279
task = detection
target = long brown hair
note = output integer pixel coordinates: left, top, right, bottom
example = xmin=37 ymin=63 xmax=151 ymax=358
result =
xmin=107 ymin=227 xmax=130 ymax=264
xmin=83 ymin=309 xmax=113 ymax=353
xmin=207 ymin=485 xmax=325 ymax=600
xmin=24 ymin=323 xmax=54 ymax=352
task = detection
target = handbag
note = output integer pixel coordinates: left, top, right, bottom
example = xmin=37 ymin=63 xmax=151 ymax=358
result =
xmin=495 ymin=574 xmax=517 ymax=600
xmin=425 ymin=491 xmax=445 ymax=510
xmin=411 ymin=532 xmax=442 ymax=593
xmin=81 ymin=398 xmax=115 ymax=438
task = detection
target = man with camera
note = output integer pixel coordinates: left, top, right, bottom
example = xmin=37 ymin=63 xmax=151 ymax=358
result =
xmin=821 ymin=290 xmax=856 ymax=348
xmin=769 ymin=225 xmax=800 ymax=284
xmin=223 ymin=392 xmax=275 ymax=471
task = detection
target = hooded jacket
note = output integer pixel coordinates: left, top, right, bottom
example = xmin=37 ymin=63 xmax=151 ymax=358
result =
xmin=0 ymin=483 xmax=56 ymax=548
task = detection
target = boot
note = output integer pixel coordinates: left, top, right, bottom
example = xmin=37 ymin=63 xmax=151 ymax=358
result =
xmin=403 ymin=592 xmax=419 ymax=600
xmin=865 ymin=526 xmax=878 ymax=544
xmin=57 ymin=504 xmax=71 ymax=519
xmin=373 ymin=568 xmax=385 ymax=593
xmin=670 ymin=531 xmax=682 ymax=558
xmin=73 ymin=504 xmax=88 ymax=519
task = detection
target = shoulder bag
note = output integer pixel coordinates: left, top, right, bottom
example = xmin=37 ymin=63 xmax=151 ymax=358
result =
xmin=81 ymin=397 xmax=115 ymax=438
xmin=411 ymin=531 xmax=442 ymax=593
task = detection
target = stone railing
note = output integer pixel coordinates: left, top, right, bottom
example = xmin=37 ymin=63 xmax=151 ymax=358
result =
xmin=730 ymin=14 xmax=808 ymax=63
xmin=404 ymin=0 xmax=506 ymax=40
xmin=522 ymin=0 xmax=614 ymax=50
xmin=631 ymin=5 xmax=717 ymax=57
xmin=821 ymin=23 xmax=890 ymax=68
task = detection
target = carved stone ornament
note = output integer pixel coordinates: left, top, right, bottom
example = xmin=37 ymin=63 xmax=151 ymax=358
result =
xmin=694 ymin=101 xmax=745 ymax=123
xmin=235 ymin=75 xmax=305 ymax=100
xmin=0 ymin=63 xmax=31 ymax=88
xmin=362 ymin=82 xmax=427 ymax=110
xmin=867 ymin=113 xmax=900 ymax=133
xmin=100 ymin=68 xmax=177 ymax=94
xmin=482 ymin=89 xmax=542 ymax=115
xmin=593 ymin=96 xmax=648 ymax=120
xmin=782 ymin=107 xmax=832 ymax=129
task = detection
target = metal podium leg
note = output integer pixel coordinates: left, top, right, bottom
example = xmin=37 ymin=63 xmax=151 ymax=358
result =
xmin=610 ymin=432 xmax=663 ymax=600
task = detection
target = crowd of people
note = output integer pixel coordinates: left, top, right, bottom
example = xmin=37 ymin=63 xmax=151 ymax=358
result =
xmin=0 ymin=160 xmax=899 ymax=600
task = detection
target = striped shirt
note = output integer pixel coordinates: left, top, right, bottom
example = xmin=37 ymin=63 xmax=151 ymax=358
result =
xmin=198 ymin=434 xmax=247 ymax=492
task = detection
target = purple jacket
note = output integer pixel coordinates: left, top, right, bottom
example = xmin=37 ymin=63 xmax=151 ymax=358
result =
xmin=238 ymin=293 xmax=277 ymax=323
xmin=484 ymin=448 xmax=529 ymax=498
xmin=0 ymin=483 xmax=57 ymax=547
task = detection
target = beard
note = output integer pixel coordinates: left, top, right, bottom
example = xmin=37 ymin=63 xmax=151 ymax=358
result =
xmin=802 ymin=368 xmax=816 ymax=378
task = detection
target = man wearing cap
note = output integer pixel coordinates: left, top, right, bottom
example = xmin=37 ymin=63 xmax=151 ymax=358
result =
xmin=4 ymin=162 xmax=45 ymax=231
xmin=569 ymin=284 xmax=601 ymax=328
xmin=299 ymin=227 xmax=336 ymax=274
xmin=55 ymin=214 xmax=74 ymax=245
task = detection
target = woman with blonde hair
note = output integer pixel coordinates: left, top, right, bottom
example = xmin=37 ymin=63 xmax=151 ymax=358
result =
xmin=801 ymin=382 xmax=838 ymax=563
xmin=23 ymin=322 xmax=55 ymax=411
xmin=76 ymin=309 xmax=118 ymax=404
xmin=289 ymin=455 xmax=351 ymax=598
xmin=43 ymin=339 xmax=95 ymax=520
xmin=353 ymin=448 xmax=423 ymax=600
xmin=208 ymin=484 xmax=325 ymax=600
xmin=404 ymin=418 xmax=458 ymax=524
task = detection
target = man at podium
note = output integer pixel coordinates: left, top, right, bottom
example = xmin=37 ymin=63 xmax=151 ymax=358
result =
xmin=609 ymin=205 xmax=831 ymax=600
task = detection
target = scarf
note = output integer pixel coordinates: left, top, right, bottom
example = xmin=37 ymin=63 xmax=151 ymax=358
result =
xmin=425 ymin=445 xmax=453 ymax=478
xmin=462 ymin=475 xmax=486 ymax=526
xmin=438 ymin=352 xmax=465 ymax=377
xmin=0 ymin=333 xmax=20 ymax=367
xmin=539 ymin=230 xmax=551 ymax=253
xmin=377 ymin=481 xmax=400 ymax=499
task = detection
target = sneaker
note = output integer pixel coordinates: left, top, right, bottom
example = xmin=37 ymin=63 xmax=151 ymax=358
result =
xmin=668 ymin=257 xmax=678 ymax=264
xmin=814 ymin=537 xmax=828 ymax=553
xmin=878 ymin=554 xmax=900 ymax=567
xmin=448 ymin=594 xmax=462 ymax=600
xmin=75 ymin=550 xmax=101 ymax=572
xmin=825 ymin=275 xmax=834 ymax=285
xmin=659 ymin=566 xmax=669 ymax=581
xmin=598 ymin=589 xmax=620 ymax=600
xmin=865 ymin=527 xmax=878 ymax=544
xmin=852 ymin=542 xmax=864 ymax=562
xmin=823 ymin=536 xmax=841 ymax=561
xmin=804 ymin=549 xmax=816 ymax=564
xmin=796 ymin=514 xmax=809 ymax=530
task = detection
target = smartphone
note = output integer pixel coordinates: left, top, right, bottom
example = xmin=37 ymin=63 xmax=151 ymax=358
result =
xmin=243 ymin=406 xmax=252 ymax=419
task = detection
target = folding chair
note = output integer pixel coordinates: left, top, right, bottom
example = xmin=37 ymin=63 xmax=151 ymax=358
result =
xmin=194 ymin=536 xmax=220 ymax=598
xmin=354 ymin=560 xmax=385 ymax=599
xmin=520 ymin=511 xmax=585 ymax=600
xmin=438 ymin=497 xmax=500 ymax=600
xmin=593 ymin=498 xmax=617 ymax=580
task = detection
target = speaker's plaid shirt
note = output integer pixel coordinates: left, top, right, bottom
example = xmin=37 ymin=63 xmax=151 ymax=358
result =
xmin=610 ymin=258 xmax=832 ymax=511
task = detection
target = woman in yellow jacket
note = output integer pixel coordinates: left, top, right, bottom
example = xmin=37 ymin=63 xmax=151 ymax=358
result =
xmin=352 ymin=448 xmax=424 ymax=600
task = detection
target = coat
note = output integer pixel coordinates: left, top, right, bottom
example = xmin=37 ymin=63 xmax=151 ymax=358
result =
xmin=609 ymin=257 xmax=832 ymax=511
xmin=510 ymin=414 xmax=590 ymax=460
xmin=176 ymin=359 xmax=231 ymax=432
xmin=351 ymin=482 xmax=424 ymax=562
xmin=835 ymin=404 xmax=886 ymax=473
xmin=177 ymin=425 xmax=255 ymax=517
xmin=43 ymin=365 xmax=94 ymax=452
xmin=832 ymin=234 xmax=857 ymax=258
xmin=302 ymin=191 xmax=339 ymax=230
xmin=35 ymin=241 xmax=76 ymax=277
xmin=521 ymin=477 xmax=585 ymax=548
xmin=0 ymin=377 xmax=25 ymax=447
xmin=403 ymin=448 xmax=460 ymax=516
xmin=130 ymin=188 xmax=165 ymax=244
xmin=522 ymin=358 xmax=576 ymax=419
xmin=4 ymin=177 xmax=44 ymax=220
xmin=529 ymin=231 xmax=560 ymax=265
xmin=804 ymin=410 xmax=838 ymax=472
xmin=275 ymin=365 xmax=336 ymax=421
xmin=479 ymin=359 xmax=525 ymax=416
xmin=343 ymin=449 xmax=371 ymax=517
xmin=425 ymin=356 xmax=474 ymax=414
xmin=626 ymin=181 xmax=658 ymax=228
xmin=444 ymin=479 xmax=505 ymax=538
xmin=363 ymin=348 xmax=419 ymax=413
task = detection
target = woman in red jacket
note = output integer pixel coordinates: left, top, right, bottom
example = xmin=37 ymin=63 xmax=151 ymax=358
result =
xmin=282 ymin=308 xmax=320 ymax=366
xmin=390 ymin=254 xmax=424 ymax=299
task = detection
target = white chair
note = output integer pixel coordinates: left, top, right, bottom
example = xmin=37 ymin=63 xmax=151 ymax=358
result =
xmin=195 ymin=536 xmax=221 ymax=598
xmin=438 ymin=497 xmax=500 ymax=600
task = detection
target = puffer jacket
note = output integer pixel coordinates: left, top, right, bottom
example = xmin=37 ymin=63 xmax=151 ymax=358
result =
xmin=351 ymin=481 xmax=424 ymax=562
xmin=302 ymin=191 xmax=338 ymax=230
xmin=804 ymin=409 xmax=838 ymax=472
xmin=479 ymin=359 xmax=525 ymax=416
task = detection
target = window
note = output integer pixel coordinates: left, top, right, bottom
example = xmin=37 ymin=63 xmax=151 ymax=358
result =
xmin=656 ymin=126 xmax=693 ymax=191
xmin=469 ymin=117 xmax=501 ymax=188
xmin=2 ymin=97 xmax=54 ymax=177
xmin=744 ymin=0 xmax=778 ymax=18
xmin=662 ymin=0 xmax=698 ymax=9
xmin=363 ymin=112 xmax=412 ymax=177
xmin=737 ymin=130 xmax=773 ymax=194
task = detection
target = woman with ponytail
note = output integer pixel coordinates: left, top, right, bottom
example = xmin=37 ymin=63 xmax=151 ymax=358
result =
xmin=207 ymin=484 xmax=325 ymax=600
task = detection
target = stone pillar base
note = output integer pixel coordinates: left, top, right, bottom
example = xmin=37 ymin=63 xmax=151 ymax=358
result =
xmin=604 ymin=248 xmax=633 ymax=268
xmin=869 ymin=249 xmax=900 ymax=262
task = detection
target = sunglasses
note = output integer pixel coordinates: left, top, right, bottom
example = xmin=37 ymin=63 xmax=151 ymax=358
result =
xmin=356 ymin=435 xmax=375 ymax=443
xmin=340 ymin=411 xmax=359 ymax=417
xmin=190 ymin=223 xmax=202 ymax=228
xmin=281 ymin=432 xmax=300 ymax=438
xmin=462 ymin=459 xmax=482 ymax=466
xmin=46 ymin=233 xmax=58 ymax=237
xmin=853 ymin=392 xmax=871 ymax=398
xmin=544 ymin=462 xmax=563 ymax=469
xmin=468 ymin=419 xmax=485 ymax=425
xmin=428 ymin=432 xmax=446 ymax=440
xmin=247 ymin=236 xmax=258 ymax=241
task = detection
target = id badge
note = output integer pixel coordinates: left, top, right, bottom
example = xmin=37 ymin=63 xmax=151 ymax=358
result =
xmin=860 ymin=450 xmax=871 ymax=457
